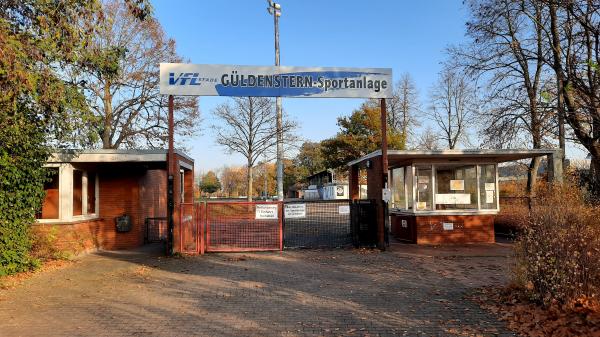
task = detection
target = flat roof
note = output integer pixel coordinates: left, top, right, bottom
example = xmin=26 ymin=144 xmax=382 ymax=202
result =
xmin=48 ymin=149 xmax=194 ymax=163
xmin=347 ymin=149 xmax=561 ymax=167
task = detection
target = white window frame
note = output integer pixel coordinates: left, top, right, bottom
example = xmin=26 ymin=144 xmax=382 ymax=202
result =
xmin=36 ymin=163 xmax=100 ymax=224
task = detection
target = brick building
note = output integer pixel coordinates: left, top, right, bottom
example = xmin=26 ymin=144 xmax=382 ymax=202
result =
xmin=34 ymin=149 xmax=194 ymax=252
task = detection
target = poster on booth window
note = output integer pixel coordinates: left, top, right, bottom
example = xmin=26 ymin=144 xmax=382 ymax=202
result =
xmin=450 ymin=180 xmax=464 ymax=191
xmin=485 ymin=183 xmax=495 ymax=191
xmin=255 ymin=204 xmax=279 ymax=219
xmin=486 ymin=190 xmax=495 ymax=204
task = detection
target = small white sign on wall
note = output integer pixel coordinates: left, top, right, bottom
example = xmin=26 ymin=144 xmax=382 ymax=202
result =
xmin=338 ymin=205 xmax=350 ymax=214
xmin=255 ymin=204 xmax=279 ymax=219
xmin=443 ymin=222 xmax=454 ymax=231
xmin=382 ymin=188 xmax=392 ymax=203
xmin=284 ymin=203 xmax=306 ymax=218
xmin=485 ymin=183 xmax=495 ymax=191
xmin=401 ymin=219 xmax=408 ymax=228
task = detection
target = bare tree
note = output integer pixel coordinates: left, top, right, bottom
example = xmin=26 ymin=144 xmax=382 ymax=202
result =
xmin=382 ymin=73 xmax=422 ymax=147
xmin=213 ymin=97 xmax=296 ymax=201
xmin=428 ymin=68 xmax=478 ymax=149
xmin=545 ymin=0 xmax=600 ymax=196
xmin=414 ymin=127 xmax=442 ymax=150
xmin=73 ymin=0 xmax=200 ymax=149
xmin=451 ymin=0 xmax=557 ymax=194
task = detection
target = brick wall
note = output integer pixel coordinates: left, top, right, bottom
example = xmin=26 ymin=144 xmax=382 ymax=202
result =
xmin=33 ymin=166 xmax=171 ymax=253
xmin=390 ymin=214 xmax=495 ymax=244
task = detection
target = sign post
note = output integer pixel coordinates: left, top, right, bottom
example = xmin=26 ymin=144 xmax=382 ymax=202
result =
xmin=379 ymin=98 xmax=388 ymax=250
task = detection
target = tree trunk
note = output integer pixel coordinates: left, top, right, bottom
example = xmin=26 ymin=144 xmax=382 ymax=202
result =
xmin=590 ymin=149 xmax=600 ymax=199
xmin=102 ymin=80 xmax=113 ymax=149
xmin=247 ymin=163 xmax=253 ymax=202
xmin=527 ymin=156 xmax=541 ymax=197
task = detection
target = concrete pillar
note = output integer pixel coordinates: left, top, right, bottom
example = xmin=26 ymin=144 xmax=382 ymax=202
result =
xmin=547 ymin=149 xmax=564 ymax=183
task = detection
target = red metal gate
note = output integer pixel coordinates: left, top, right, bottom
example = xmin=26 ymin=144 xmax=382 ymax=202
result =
xmin=179 ymin=202 xmax=204 ymax=254
xmin=206 ymin=201 xmax=282 ymax=252
xmin=179 ymin=201 xmax=282 ymax=254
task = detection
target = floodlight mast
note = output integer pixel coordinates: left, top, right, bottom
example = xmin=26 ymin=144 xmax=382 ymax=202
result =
xmin=267 ymin=0 xmax=284 ymax=201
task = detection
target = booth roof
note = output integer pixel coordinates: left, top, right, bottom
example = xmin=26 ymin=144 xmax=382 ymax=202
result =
xmin=48 ymin=149 xmax=193 ymax=164
xmin=346 ymin=148 xmax=561 ymax=168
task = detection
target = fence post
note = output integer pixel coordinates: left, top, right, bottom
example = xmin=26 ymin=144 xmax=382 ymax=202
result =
xmin=279 ymin=202 xmax=284 ymax=251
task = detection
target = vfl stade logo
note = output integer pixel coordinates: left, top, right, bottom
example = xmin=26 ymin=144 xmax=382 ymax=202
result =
xmin=169 ymin=72 xmax=202 ymax=85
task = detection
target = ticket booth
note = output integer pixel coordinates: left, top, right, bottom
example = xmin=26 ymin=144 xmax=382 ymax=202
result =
xmin=347 ymin=149 xmax=563 ymax=244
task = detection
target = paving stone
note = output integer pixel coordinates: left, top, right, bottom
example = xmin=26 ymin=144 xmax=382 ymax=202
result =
xmin=0 ymin=243 xmax=516 ymax=336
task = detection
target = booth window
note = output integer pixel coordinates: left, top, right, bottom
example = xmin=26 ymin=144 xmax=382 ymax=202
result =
xmin=435 ymin=165 xmax=478 ymax=210
xmin=73 ymin=170 xmax=83 ymax=216
xmin=415 ymin=166 xmax=432 ymax=211
xmin=37 ymin=168 xmax=60 ymax=219
xmin=391 ymin=167 xmax=405 ymax=209
xmin=479 ymin=164 xmax=497 ymax=209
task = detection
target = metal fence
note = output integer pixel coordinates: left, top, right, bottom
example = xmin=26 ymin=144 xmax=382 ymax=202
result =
xmin=205 ymin=201 xmax=282 ymax=252
xmin=145 ymin=217 xmax=167 ymax=243
xmin=283 ymin=200 xmax=352 ymax=248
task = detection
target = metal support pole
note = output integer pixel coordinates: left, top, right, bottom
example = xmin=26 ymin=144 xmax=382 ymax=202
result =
xmin=167 ymin=95 xmax=175 ymax=256
xmin=274 ymin=7 xmax=284 ymax=201
xmin=379 ymin=98 xmax=388 ymax=250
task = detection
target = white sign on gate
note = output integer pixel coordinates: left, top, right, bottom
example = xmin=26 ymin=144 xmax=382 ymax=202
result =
xmin=284 ymin=203 xmax=306 ymax=219
xmin=255 ymin=204 xmax=279 ymax=219
xmin=160 ymin=63 xmax=393 ymax=98
xmin=338 ymin=205 xmax=351 ymax=215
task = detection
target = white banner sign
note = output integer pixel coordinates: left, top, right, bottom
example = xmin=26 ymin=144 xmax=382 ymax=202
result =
xmin=435 ymin=193 xmax=471 ymax=205
xmin=160 ymin=63 xmax=393 ymax=98
xmin=255 ymin=204 xmax=279 ymax=219
xmin=284 ymin=204 xmax=306 ymax=219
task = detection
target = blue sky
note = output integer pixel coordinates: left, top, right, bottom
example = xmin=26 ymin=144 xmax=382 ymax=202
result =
xmin=152 ymin=1 xmax=575 ymax=172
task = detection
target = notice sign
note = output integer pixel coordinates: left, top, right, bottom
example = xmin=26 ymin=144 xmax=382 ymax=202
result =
xmin=255 ymin=204 xmax=279 ymax=219
xmin=450 ymin=180 xmax=465 ymax=191
xmin=338 ymin=205 xmax=351 ymax=215
xmin=284 ymin=204 xmax=306 ymax=219
xmin=443 ymin=222 xmax=454 ymax=231
xmin=160 ymin=63 xmax=393 ymax=98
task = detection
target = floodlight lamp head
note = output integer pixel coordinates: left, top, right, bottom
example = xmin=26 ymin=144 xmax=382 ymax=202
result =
xmin=274 ymin=3 xmax=281 ymax=9
xmin=276 ymin=11 xmax=281 ymax=16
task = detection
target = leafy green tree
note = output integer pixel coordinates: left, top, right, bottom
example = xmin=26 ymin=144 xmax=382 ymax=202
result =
xmin=199 ymin=171 xmax=221 ymax=195
xmin=0 ymin=0 xmax=149 ymax=275
xmin=321 ymin=101 xmax=405 ymax=169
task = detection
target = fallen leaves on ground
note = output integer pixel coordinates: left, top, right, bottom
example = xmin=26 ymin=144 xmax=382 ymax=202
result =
xmin=0 ymin=259 xmax=74 ymax=291
xmin=468 ymin=286 xmax=600 ymax=337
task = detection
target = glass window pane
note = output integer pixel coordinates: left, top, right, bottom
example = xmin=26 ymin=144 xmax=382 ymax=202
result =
xmin=73 ymin=170 xmax=82 ymax=216
xmin=479 ymin=164 xmax=497 ymax=209
xmin=406 ymin=166 xmax=413 ymax=210
xmin=435 ymin=165 xmax=478 ymax=210
xmin=391 ymin=167 xmax=405 ymax=209
xmin=415 ymin=166 xmax=432 ymax=210
xmin=37 ymin=168 xmax=60 ymax=219
xmin=87 ymin=172 xmax=96 ymax=214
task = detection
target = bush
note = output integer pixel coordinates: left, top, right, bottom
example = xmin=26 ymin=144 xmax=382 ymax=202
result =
xmin=513 ymin=183 xmax=600 ymax=306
